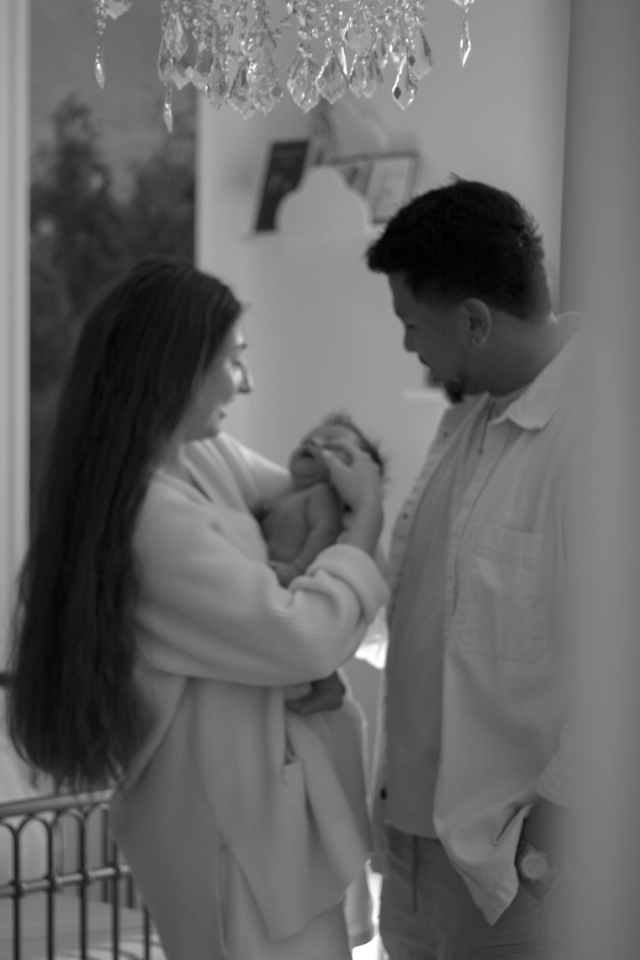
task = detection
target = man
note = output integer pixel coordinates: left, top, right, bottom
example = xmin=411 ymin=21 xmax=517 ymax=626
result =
xmin=366 ymin=179 xmax=579 ymax=959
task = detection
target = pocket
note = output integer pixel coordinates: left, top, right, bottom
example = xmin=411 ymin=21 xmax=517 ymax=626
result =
xmin=453 ymin=524 xmax=551 ymax=662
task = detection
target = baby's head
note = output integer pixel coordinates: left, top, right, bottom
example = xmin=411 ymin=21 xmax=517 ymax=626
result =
xmin=288 ymin=412 xmax=386 ymax=487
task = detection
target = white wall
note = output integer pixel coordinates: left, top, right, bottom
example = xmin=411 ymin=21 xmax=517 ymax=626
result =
xmin=241 ymin=168 xmax=447 ymax=550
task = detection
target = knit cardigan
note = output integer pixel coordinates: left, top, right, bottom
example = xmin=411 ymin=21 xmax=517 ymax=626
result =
xmin=109 ymin=433 xmax=389 ymax=957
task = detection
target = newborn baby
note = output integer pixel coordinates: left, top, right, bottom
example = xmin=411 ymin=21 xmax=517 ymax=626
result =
xmin=258 ymin=412 xmax=385 ymax=714
xmin=259 ymin=412 xmax=385 ymax=587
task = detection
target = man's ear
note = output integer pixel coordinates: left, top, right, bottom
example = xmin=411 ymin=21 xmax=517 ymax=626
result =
xmin=462 ymin=298 xmax=492 ymax=348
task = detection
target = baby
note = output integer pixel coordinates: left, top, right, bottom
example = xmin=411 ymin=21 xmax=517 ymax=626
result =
xmin=258 ymin=412 xmax=386 ymax=714
xmin=259 ymin=411 xmax=386 ymax=587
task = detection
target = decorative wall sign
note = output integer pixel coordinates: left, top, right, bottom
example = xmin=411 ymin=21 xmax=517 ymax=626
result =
xmin=254 ymin=140 xmax=311 ymax=232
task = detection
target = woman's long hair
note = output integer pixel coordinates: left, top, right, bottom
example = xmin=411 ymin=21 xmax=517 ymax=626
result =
xmin=8 ymin=258 xmax=241 ymax=790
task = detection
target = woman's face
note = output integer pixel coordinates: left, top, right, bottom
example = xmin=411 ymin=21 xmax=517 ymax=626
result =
xmin=179 ymin=323 xmax=252 ymax=444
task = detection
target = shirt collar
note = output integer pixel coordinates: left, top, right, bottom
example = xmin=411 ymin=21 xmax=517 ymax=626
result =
xmin=492 ymin=313 xmax=584 ymax=432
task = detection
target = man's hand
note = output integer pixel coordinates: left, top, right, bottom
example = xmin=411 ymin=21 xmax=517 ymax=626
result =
xmin=520 ymin=797 xmax=570 ymax=866
xmin=286 ymin=671 xmax=346 ymax=715
xmin=517 ymin=797 xmax=570 ymax=898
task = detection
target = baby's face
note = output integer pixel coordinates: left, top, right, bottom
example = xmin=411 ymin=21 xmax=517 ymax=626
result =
xmin=289 ymin=424 xmax=360 ymax=484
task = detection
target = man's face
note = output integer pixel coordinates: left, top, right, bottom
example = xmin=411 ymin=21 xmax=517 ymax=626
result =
xmin=388 ymin=272 xmax=471 ymax=404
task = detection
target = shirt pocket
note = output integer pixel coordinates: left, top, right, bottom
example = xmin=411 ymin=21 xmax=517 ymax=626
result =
xmin=452 ymin=523 xmax=551 ymax=662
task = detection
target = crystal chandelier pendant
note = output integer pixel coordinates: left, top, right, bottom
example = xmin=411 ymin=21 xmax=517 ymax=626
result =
xmin=287 ymin=48 xmax=321 ymax=113
xmin=349 ymin=50 xmax=383 ymax=99
xmin=207 ymin=58 xmax=229 ymax=109
xmin=157 ymin=1 xmax=195 ymax=128
xmin=95 ymin=47 xmax=106 ymax=89
xmin=392 ymin=58 xmax=417 ymax=110
xmin=348 ymin=55 xmax=367 ymax=98
xmin=460 ymin=14 xmax=471 ymax=66
xmin=365 ymin=52 xmax=385 ymax=97
xmin=375 ymin=26 xmax=390 ymax=70
xmin=388 ymin=21 xmax=407 ymax=66
xmin=407 ymin=27 xmax=433 ymax=79
xmin=229 ymin=60 xmax=259 ymax=118
xmin=163 ymin=85 xmax=174 ymax=132
xmin=244 ymin=9 xmax=277 ymax=56
xmin=248 ymin=55 xmax=283 ymax=114
xmin=92 ymin=0 xmax=133 ymax=88
xmin=316 ymin=1 xmax=349 ymax=104
xmin=451 ymin=0 xmax=475 ymax=66
xmin=92 ymin=0 xmax=108 ymax=88
xmin=316 ymin=48 xmax=348 ymax=103
xmin=192 ymin=44 xmax=214 ymax=93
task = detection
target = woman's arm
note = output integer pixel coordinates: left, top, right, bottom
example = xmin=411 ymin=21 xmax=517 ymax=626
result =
xmin=134 ymin=477 xmax=389 ymax=688
xmin=184 ymin=433 xmax=292 ymax=511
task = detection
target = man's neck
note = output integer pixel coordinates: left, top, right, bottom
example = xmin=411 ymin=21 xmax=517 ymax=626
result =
xmin=485 ymin=313 xmax=573 ymax=397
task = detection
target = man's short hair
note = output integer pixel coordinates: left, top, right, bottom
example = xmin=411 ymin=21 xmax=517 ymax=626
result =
xmin=366 ymin=177 xmax=552 ymax=320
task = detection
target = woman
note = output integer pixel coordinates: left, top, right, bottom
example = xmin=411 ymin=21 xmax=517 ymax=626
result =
xmin=8 ymin=258 xmax=388 ymax=960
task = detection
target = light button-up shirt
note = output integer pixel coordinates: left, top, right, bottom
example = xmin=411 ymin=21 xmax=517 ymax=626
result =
xmin=373 ymin=318 xmax=582 ymax=924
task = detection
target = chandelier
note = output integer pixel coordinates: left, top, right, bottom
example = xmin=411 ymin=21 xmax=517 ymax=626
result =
xmin=92 ymin=0 xmax=476 ymax=128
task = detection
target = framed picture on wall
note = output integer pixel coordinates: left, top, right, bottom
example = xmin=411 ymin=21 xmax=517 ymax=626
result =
xmin=328 ymin=154 xmax=374 ymax=196
xmin=329 ymin=151 xmax=418 ymax=223
xmin=254 ymin=140 xmax=311 ymax=232
xmin=365 ymin=152 xmax=418 ymax=222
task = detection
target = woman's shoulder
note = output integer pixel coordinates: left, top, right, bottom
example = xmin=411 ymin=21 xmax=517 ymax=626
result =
xmin=184 ymin=433 xmax=291 ymax=509
xmin=146 ymin=465 xmax=207 ymax=507
xmin=136 ymin=468 xmax=219 ymax=552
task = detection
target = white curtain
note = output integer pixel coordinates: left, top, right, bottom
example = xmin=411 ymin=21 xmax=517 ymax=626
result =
xmin=560 ymin=1 xmax=640 ymax=956
xmin=0 ymin=0 xmax=30 ymax=667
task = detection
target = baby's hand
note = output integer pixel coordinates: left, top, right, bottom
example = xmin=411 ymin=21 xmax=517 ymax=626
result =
xmin=286 ymin=671 xmax=346 ymax=715
xmin=269 ymin=559 xmax=300 ymax=586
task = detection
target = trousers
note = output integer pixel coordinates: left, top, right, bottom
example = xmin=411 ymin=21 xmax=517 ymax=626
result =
xmin=378 ymin=826 xmax=570 ymax=960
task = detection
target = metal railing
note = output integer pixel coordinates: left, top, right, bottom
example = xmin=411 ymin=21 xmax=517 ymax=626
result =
xmin=0 ymin=790 xmax=156 ymax=960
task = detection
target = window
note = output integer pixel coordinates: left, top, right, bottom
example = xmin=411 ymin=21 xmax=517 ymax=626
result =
xmin=29 ymin=0 xmax=196 ymax=524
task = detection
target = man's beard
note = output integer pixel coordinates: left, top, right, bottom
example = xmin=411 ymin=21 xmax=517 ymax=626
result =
xmin=443 ymin=380 xmax=466 ymax=404
xmin=426 ymin=367 xmax=470 ymax=405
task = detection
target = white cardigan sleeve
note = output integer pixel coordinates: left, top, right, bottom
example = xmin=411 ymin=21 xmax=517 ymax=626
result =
xmin=134 ymin=477 xmax=389 ymax=687
xmin=183 ymin=433 xmax=291 ymax=511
